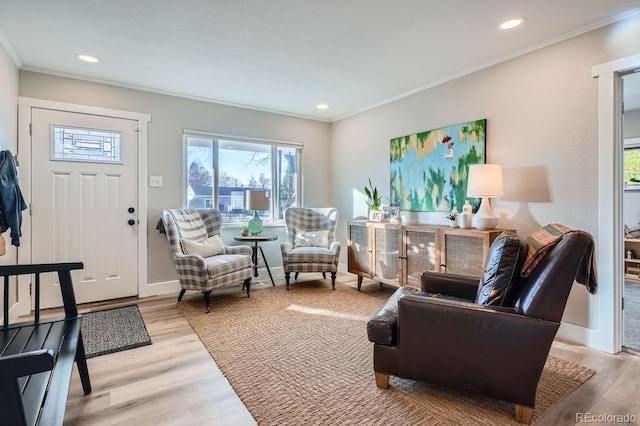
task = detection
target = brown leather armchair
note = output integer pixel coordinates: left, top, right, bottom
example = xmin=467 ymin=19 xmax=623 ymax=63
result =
xmin=367 ymin=231 xmax=596 ymax=424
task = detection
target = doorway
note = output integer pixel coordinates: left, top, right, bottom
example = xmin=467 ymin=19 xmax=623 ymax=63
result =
xmin=622 ymin=71 xmax=640 ymax=353
xmin=17 ymin=99 xmax=150 ymax=314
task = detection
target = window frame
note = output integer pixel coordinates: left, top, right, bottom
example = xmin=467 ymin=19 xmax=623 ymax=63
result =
xmin=182 ymin=130 xmax=303 ymax=224
xmin=624 ymin=137 xmax=640 ymax=191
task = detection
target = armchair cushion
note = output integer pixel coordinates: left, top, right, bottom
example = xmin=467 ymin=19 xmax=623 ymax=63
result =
xmin=475 ymin=232 xmax=527 ymax=307
xmin=286 ymin=246 xmax=337 ymax=264
xmin=181 ymin=235 xmax=227 ymax=257
xmin=205 ymin=254 xmax=253 ymax=279
xmin=294 ymin=229 xmax=330 ymax=248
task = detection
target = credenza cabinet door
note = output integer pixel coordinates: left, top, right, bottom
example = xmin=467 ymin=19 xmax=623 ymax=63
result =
xmin=402 ymin=225 xmax=439 ymax=290
xmin=371 ymin=223 xmax=400 ymax=286
xmin=440 ymin=228 xmax=506 ymax=277
xmin=347 ymin=221 xmax=371 ymax=278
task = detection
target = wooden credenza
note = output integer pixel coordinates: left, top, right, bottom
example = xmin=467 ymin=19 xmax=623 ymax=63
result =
xmin=347 ymin=220 xmax=513 ymax=290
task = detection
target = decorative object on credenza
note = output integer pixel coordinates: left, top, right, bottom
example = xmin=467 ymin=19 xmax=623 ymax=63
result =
xmin=245 ymin=190 xmax=270 ymax=235
xmin=446 ymin=208 xmax=459 ymax=227
xmin=390 ymin=119 xmax=486 ymax=213
xmin=467 ymin=164 xmax=503 ymax=230
xmin=369 ymin=210 xmax=383 ymax=222
xmin=364 ymin=177 xmax=382 ymax=211
xmin=459 ymin=200 xmax=473 ymax=228
xmin=381 ymin=205 xmax=400 ymax=222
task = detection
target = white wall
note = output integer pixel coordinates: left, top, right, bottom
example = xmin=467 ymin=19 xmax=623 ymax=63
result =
xmin=331 ymin=15 xmax=640 ymax=338
xmin=0 ymin=41 xmax=19 ymax=310
xmin=18 ymin=72 xmax=332 ymax=285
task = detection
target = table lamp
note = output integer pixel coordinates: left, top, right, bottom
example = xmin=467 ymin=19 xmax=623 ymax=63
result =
xmin=466 ymin=164 xmax=504 ymax=230
xmin=245 ymin=190 xmax=269 ymax=235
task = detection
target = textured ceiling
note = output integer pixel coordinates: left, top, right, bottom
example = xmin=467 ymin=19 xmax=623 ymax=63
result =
xmin=0 ymin=0 xmax=639 ymax=121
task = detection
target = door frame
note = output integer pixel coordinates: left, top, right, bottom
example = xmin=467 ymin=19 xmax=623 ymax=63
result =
xmin=593 ymin=53 xmax=640 ymax=354
xmin=16 ymin=97 xmax=151 ymax=317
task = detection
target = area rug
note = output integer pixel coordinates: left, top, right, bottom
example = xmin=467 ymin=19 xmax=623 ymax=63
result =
xmin=179 ymin=280 xmax=595 ymax=425
xmin=81 ymin=304 xmax=152 ymax=358
xmin=624 ymin=281 xmax=640 ymax=352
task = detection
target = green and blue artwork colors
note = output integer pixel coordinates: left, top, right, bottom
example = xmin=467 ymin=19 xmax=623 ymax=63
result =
xmin=390 ymin=119 xmax=486 ymax=212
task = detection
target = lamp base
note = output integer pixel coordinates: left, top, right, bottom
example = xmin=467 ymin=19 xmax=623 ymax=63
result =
xmin=472 ymin=196 xmax=498 ymax=230
xmin=248 ymin=210 xmax=263 ymax=235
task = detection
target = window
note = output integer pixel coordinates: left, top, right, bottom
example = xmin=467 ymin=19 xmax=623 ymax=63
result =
xmin=52 ymin=125 xmax=122 ymax=163
xmin=624 ymin=138 xmax=640 ymax=191
xmin=184 ymin=132 xmax=301 ymax=224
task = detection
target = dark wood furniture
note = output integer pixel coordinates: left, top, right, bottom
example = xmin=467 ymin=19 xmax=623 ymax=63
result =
xmin=347 ymin=220 xmax=512 ymax=290
xmin=1 ymin=262 xmax=91 ymax=426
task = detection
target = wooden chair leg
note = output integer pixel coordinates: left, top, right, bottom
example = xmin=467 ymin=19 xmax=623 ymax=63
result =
xmin=375 ymin=372 xmax=389 ymax=389
xmin=177 ymin=288 xmax=186 ymax=302
xmin=294 ymin=272 xmax=299 ymax=280
xmin=357 ymin=276 xmax=363 ymax=290
xmin=244 ymin=278 xmax=251 ymax=298
xmin=331 ymin=272 xmax=336 ymax=290
xmin=514 ymin=404 xmax=533 ymax=424
xmin=285 ymin=272 xmax=291 ymax=290
xmin=75 ymin=335 xmax=92 ymax=394
xmin=202 ymin=290 xmax=212 ymax=313
xmin=322 ymin=272 xmax=327 ymax=279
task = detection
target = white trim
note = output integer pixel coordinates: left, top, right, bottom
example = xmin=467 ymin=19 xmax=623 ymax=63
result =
xmin=16 ymin=97 xmax=152 ymax=314
xmin=593 ymin=54 xmax=640 ymax=354
xmin=0 ymin=28 xmax=21 ymax=68
xmin=183 ymin=129 xmax=303 ymax=148
xmin=557 ymin=321 xmax=599 ymax=347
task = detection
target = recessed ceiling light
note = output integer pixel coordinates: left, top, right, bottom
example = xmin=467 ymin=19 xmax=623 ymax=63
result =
xmin=499 ymin=17 xmax=525 ymax=31
xmin=76 ymin=53 xmax=98 ymax=63
xmin=317 ymin=103 xmax=329 ymax=110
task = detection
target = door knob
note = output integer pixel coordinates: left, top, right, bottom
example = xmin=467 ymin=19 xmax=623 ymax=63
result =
xmin=128 ymin=207 xmax=135 ymax=213
xmin=128 ymin=219 xmax=136 ymax=226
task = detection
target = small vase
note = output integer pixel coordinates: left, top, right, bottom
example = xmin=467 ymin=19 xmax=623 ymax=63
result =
xmin=450 ymin=220 xmax=459 ymax=228
xmin=247 ymin=211 xmax=263 ymax=235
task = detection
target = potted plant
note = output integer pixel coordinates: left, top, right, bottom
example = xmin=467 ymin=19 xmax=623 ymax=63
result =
xmin=446 ymin=211 xmax=459 ymax=227
xmin=240 ymin=226 xmax=249 ymax=236
xmin=364 ymin=178 xmax=382 ymax=211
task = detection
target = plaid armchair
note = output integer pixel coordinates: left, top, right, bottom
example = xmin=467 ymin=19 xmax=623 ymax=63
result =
xmin=161 ymin=209 xmax=253 ymax=313
xmin=280 ymin=207 xmax=341 ymax=290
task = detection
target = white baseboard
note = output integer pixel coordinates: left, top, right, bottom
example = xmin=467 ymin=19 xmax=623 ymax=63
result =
xmin=557 ymin=321 xmax=596 ymax=348
xmin=139 ymin=279 xmax=181 ymax=298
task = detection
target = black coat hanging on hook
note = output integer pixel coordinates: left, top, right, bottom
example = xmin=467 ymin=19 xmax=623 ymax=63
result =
xmin=0 ymin=150 xmax=28 ymax=246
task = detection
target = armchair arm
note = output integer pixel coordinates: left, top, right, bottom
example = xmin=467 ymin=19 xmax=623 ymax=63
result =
xmin=367 ymin=287 xmax=414 ymax=345
xmin=329 ymin=241 xmax=341 ymax=259
xmin=172 ymin=253 xmax=208 ymax=283
xmin=280 ymin=242 xmax=293 ymax=256
xmin=0 ymin=349 xmax=55 ymax=380
xmin=225 ymin=244 xmax=251 ymax=256
xmin=421 ymin=271 xmax=479 ymax=301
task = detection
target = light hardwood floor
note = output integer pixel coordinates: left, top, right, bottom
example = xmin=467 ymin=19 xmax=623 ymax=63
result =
xmin=57 ymin=275 xmax=640 ymax=426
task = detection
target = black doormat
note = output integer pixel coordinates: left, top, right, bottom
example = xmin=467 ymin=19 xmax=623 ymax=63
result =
xmin=81 ymin=304 xmax=152 ymax=358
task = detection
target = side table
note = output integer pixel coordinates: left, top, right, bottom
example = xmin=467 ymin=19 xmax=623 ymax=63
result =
xmin=234 ymin=234 xmax=277 ymax=287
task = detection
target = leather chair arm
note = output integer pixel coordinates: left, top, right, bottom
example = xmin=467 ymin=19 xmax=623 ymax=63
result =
xmin=367 ymin=287 xmax=414 ymax=345
xmin=421 ymin=271 xmax=479 ymax=301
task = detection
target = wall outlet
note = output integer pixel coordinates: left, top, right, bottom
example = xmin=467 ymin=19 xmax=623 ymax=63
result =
xmin=149 ymin=176 xmax=163 ymax=187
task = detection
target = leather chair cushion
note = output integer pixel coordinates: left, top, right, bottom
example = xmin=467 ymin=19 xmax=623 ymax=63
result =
xmin=475 ymin=232 xmax=527 ymax=307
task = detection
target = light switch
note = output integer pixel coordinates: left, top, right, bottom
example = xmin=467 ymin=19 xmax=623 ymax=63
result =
xmin=149 ymin=176 xmax=163 ymax=187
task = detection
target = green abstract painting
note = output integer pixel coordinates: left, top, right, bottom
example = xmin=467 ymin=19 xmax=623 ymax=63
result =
xmin=390 ymin=119 xmax=486 ymax=212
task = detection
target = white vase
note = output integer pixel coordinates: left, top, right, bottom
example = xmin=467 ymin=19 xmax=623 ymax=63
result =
xmin=450 ymin=220 xmax=459 ymax=228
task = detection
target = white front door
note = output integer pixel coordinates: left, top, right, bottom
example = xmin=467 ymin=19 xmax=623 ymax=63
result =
xmin=31 ymin=108 xmax=139 ymax=308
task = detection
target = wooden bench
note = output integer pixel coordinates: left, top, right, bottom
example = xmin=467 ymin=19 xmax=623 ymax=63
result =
xmin=0 ymin=263 xmax=92 ymax=426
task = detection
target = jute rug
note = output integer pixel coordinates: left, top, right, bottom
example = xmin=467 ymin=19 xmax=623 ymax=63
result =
xmin=81 ymin=304 xmax=152 ymax=358
xmin=180 ymin=279 xmax=595 ymax=425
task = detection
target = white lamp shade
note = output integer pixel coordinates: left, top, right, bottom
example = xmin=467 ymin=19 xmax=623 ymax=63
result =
xmin=245 ymin=190 xmax=270 ymax=211
xmin=467 ymin=164 xmax=504 ymax=198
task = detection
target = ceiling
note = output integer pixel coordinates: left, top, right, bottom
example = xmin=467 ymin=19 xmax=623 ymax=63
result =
xmin=0 ymin=0 xmax=639 ymax=121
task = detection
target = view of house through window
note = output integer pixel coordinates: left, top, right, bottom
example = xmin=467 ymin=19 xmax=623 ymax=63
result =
xmin=184 ymin=133 xmax=301 ymax=223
